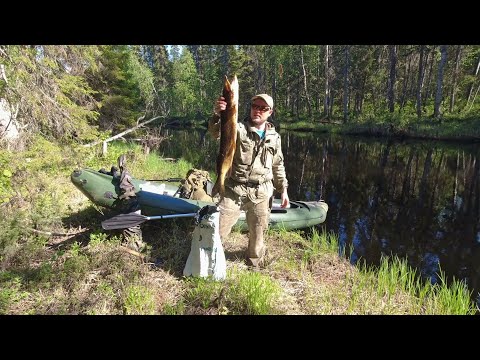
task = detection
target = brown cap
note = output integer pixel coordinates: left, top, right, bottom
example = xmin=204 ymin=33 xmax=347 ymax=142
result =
xmin=251 ymin=93 xmax=274 ymax=109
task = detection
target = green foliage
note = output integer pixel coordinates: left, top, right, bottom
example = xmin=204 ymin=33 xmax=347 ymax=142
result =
xmin=382 ymin=112 xmax=412 ymax=128
xmin=303 ymin=229 xmax=339 ymax=265
xmin=55 ymin=74 xmax=100 ymax=141
xmin=97 ymin=281 xmax=115 ymax=298
xmin=23 ymin=136 xmax=68 ymax=173
xmin=170 ymin=48 xmax=200 ymax=117
xmin=29 ymin=184 xmax=65 ymax=230
xmin=88 ymin=45 xmax=146 ymax=132
xmin=84 ymin=142 xmax=135 ymax=170
xmin=1 ymin=45 xmax=101 ymax=141
xmin=0 ymin=272 xmax=28 ymax=314
xmin=126 ymin=49 xmax=155 ymax=111
xmin=0 ymin=212 xmax=29 ymax=257
xmin=3 ymin=44 xmax=480 ymax=145
xmin=0 ymin=151 xmax=14 ymax=204
xmin=123 ymin=284 xmax=156 ymax=315
xmin=226 ymin=270 xmax=281 ymax=315
xmin=427 ymin=270 xmax=476 ymax=315
xmin=163 ymin=301 xmax=185 ymax=315
xmin=59 ymin=253 xmax=90 ymax=288
xmin=353 ymin=256 xmax=478 ymax=314
xmin=28 ymin=262 xmax=55 ymax=288
xmin=183 ymin=268 xmax=283 ymax=315
xmin=282 ymin=121 xmax=316 ymax=132
xmin=88 ymin=232 xmax=111 ymax=247
xmin=139 ymin=156 xmax=193 ymax=181
xmin=184 ymin=277 xmax=224 ymax=309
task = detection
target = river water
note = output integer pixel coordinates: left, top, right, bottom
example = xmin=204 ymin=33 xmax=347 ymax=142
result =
xmin=158 ymin=128 xmax=480 ymax=305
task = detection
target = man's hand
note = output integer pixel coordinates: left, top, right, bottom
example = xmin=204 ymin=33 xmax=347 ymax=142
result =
xmin=214 ymin=96 xmax=227 ymax=116
xmin=280 ymin=188 xmax=289 ymax=208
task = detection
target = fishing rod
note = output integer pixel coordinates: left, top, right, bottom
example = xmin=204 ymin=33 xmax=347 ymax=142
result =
xmin=144 ymin=178 xmax=184 ymax=182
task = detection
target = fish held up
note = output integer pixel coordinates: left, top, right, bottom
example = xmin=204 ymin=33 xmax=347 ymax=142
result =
xmin=212 ymin=75 xmax=239 ymax=197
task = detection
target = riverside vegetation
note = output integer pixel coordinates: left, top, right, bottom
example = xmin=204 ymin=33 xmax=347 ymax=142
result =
xmin=0 ymin=138 xmax=477 ymax=315
xmin=2 ymin=45 xmax=480 ymax=315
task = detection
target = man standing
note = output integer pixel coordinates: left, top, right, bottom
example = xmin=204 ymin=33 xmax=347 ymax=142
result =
xmin=208 ymin=93 xmax=289 ymax=268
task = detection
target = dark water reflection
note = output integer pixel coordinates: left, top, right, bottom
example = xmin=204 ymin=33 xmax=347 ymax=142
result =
xmin=158 ymin=128 xmax=480 ymax=306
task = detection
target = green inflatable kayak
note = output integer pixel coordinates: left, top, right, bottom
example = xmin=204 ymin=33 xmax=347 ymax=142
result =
xmin=71 ymin=168 xmax=328 ymax=231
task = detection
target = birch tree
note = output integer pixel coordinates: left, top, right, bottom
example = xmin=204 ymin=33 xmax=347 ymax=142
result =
xmin=465 ymin=53 xmax=480 ymax=110
xmin=300 ymin=46 xmax=312 ymax=117
xmin=433 ymin=45 xmax=447 ymax=119
xmin=387 ymin=45 xmax=397 ymax=113
xmin=324 ymin=45 xmax=332 ymax=119
xmin=416 ymin=45 xmax=426 ymax=118
xmin=343 ymin=45 xmax=350 ymax=122
xmin=449 ymin=45 xmax=463 ymax=113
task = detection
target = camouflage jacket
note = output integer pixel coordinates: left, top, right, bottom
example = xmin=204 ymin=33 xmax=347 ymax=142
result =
xmin=208 ymin=115 xmax=288 ymax=194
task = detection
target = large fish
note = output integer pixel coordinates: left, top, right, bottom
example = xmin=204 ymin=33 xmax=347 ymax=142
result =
xmin=212 ymin=75 xmax=238 ymax=197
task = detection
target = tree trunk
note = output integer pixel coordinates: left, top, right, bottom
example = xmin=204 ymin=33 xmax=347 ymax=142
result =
xmin=387 ymin=45 xmax=397 ymax=113
xmin=416 ymin=45 xmax=425 ymax=118
xmin=0 ymin=98 xmax=19 ymax=141
xmin=316 ymin=47 xmax=321 ymax=112
xmin=358 ymin=75 xmax=367 ymax=114
xmin=295 ymin=59 xmax=300 ymax=120
xmin=324 ymin=45 xmax=331 ymax=119
xmin=449 ymin=45 xmax=463 ymax=113
xmin=466 ymin=54 xmax=480 ymax=109
xmin=423 ymin=46 xmax=436 ymax=105
xmin=400 ymin=53 xmax=412 ymax=111
xmin=467 ymin=82 xmax=480 ymax=112
xmin=343 ymin=45 xmax=350 ymax=122
xmin=299 ymin=46 xmax=312 ymax=117
xmin=272 ymin=65 xmax=277 ymax=122
xmin=0 ymin=65 xmax=20 ymax=143
xmin=433 ymin=45 xmax=447 ymax=119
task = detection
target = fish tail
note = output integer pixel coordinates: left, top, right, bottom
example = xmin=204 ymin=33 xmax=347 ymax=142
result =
xmin=211 ymin=181 xmax=219 ymax=197
xmin=211 ymin=177 xmax=224 ymax=198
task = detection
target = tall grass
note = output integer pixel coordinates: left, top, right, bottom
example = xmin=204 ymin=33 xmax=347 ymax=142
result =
xmin=226 ymin=268 xmax=282 ymax=315
xmin=425 ymin=270 xmax=476 ymax=315
xmin=356 ymin=256 xmax=477 ymax=314
xmin=303 ymin=228 xmax=339 ymax=265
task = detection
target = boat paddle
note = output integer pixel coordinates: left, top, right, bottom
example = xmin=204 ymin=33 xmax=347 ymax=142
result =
xmin=102 ymin=212 xmax=197 ymax=230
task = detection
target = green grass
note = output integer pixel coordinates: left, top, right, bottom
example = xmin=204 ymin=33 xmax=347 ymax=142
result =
xmin=225 ymin=267 xmax=282 ymax=315
xmin=123 ymin=284 xmax=156 ymax=315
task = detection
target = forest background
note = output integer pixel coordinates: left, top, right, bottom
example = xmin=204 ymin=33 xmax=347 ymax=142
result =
xmin=1 ymin=45 xmax=480 ymax=315
xmin=1 ymin=45 xmax=479 ymax=149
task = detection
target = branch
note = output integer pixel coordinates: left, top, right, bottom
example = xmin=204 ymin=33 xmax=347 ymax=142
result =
xmin=83 ymin=115 xmax=165 ymax=148
xmin=0 ymin=46 xmax=9 ymax=59
xmin=120 ymin=245 xmax=146 ymax=259
xmin=28 ymin=227 xmax=90 ymax=237
xmin=38 ymin=87 xmax=74 ymax=122
xmin=128 ymin=137 xmax=167 ymax=142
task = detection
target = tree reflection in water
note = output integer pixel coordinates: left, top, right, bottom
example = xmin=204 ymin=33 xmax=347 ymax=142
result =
xmin=158 ymin=128 xmax=480 ymax=306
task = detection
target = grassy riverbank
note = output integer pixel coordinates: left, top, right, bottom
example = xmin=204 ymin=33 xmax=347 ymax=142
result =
xmin=280 ymin=113 xmax=480 ymax=143
xmin=0 ymin=138 xmax=477 ymax=315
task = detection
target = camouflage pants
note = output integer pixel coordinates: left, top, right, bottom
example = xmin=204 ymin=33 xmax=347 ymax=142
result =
xmin=217 ymin=185 xmax=270 ymax=267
